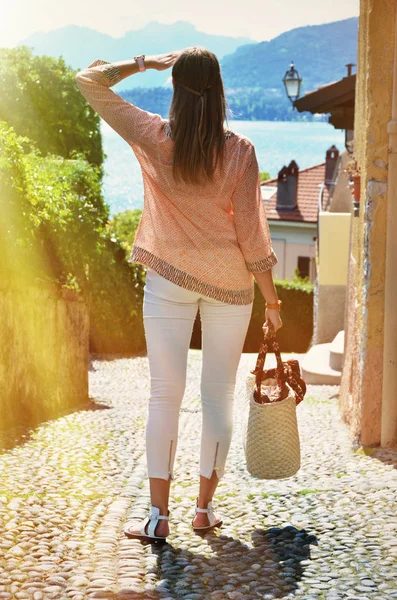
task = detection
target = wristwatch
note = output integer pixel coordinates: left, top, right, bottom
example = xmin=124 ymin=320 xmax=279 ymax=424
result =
xmin=134 ymin=54 xmax=146 ymax=72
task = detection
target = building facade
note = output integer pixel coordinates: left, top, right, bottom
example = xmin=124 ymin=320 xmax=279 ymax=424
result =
xmin=261 ymin=155 xmax=337 ymax=284
xmin=339 ymin=0 xmax=397 ymax=449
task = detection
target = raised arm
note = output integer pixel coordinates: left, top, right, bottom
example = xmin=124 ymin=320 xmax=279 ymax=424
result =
xmin=75 ymin=53 xmax=180 ymax=147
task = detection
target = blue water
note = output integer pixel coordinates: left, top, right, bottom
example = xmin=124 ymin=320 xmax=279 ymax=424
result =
xmin=101 ymin=119 xmax=345 ymax=214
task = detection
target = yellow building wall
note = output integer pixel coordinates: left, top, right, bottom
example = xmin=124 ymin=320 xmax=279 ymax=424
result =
xmin=318 ymin=213 xmax=351 ymax=286
xmin=340 ymin=0 xmax=395 ymax=446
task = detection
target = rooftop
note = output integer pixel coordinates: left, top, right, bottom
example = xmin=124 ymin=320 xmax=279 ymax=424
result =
xmin=261 ymin=162 xmax=329 ymax=223
xmin=293 ymin=74 xmax=356 ymax=130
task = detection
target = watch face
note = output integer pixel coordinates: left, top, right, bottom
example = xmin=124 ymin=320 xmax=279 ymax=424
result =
xmin=136 ymin=56 xmax=145 ymax=71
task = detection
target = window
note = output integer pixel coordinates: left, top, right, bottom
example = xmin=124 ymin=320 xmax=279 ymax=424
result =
xmin=297 ymin=256 xmax=310 ymax=279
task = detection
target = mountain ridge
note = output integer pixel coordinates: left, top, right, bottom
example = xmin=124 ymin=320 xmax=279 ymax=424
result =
xmin=17 ymin=21 xmax=255 ymax=89
xmin=221 ymin=17 xmax=358 ymax=94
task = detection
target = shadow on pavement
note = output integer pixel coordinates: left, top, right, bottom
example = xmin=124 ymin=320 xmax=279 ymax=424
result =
xmin=117 ymin=525 xmax=319 ymax=599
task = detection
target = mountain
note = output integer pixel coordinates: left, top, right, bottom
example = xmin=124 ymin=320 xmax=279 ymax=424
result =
xmin=221 ymin=17 xmax=358 ymax=94
xmin=16 ymin=17 xmax=358 ymax=120
xmin=17 ymin=21 xmax=254 ymax=89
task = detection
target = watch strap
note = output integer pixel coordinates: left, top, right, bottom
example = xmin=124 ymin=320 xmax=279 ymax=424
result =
xmin=134 ymin=54 xmax=146 ymax=72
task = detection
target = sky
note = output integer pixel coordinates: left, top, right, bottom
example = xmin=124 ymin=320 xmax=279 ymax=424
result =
xmin=1 ymin=0 xmax=359 ymax=48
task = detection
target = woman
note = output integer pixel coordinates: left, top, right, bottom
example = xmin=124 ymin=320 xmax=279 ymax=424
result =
xmin=76 ymin=46 xmax=282 ymax=542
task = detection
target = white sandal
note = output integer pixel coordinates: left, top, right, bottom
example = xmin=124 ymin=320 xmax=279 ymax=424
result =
xmin=124 ymin=505 xmax=169 ymax=541
xmin=192 ymin=498 xmax=223 ymax=532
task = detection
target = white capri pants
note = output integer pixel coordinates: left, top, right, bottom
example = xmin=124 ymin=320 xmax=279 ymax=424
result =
xmin=143 ymin=267 xmax=253 ymax=481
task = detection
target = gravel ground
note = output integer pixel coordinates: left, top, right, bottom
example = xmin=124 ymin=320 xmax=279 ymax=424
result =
xmin=0 ymin=349 xmax=396 ymax=600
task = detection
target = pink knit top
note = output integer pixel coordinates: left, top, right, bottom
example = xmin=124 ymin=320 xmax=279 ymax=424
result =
xmin=76 ymin=59 xmax=278 ymax=305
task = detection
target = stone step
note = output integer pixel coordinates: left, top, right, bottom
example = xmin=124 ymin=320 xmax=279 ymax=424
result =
xmin=329 ymin=330 xmax=345 ymax=371
xmin=301 ymin=343 xmax=342 ymax=385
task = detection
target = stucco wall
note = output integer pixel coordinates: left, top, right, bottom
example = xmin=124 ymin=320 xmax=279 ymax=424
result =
xmin=340 ymin=0 xmax=395 ymax=446
xmin=314 ymin=213 xmax=351 ymax=344
xmin=0 ymin=283 xmax=89 ymax=431
xmin=318 ymin=212 xmax=351 ymax=286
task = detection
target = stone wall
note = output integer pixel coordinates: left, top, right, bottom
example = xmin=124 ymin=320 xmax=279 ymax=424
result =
xmin=339 ymin=0 xmax=395 ymax=447
xmin=0 ymin=282 xmax=89 ymax=431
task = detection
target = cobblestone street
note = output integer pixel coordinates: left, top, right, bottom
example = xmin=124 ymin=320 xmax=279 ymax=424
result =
xmin=0 ymin=350 xmax=397 ymax=600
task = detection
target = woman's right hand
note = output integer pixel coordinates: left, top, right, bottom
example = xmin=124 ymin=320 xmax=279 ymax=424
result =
xmin=146 ymin=51 xmax=182 ymax=71
xmin=263 ymin=308 xmax=283 ymax=333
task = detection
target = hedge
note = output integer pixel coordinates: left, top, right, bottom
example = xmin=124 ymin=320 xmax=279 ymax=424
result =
xmin=88 ymin=243 xmax=146 ymax=354
xmin=190 ymin=275 xmax=314 ymax=354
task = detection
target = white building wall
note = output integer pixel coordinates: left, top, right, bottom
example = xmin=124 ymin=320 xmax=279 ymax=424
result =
xmin=269 ymin=222 xmax=317 ymax=282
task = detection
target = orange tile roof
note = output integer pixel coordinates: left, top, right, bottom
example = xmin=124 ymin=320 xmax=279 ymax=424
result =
xmin=261 ymin=162 xmax=329 ymax=223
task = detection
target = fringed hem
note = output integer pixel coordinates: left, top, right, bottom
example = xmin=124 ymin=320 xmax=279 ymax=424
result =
xmin=246 ymin=250 xmax=278 ymax=273
xmin=128 ymin=246 xmax=254 ymax=305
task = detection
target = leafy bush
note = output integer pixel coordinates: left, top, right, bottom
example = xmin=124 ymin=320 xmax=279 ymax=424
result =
xmin=1 ymin=121 xmax=147 ymax=353
xmin=107 ymin=208 xmax=142 ymax=255
xmin=0 ymin=122 xmax=34 ymax=283
xmin=0 ymin=121 xmax=107 ymax=285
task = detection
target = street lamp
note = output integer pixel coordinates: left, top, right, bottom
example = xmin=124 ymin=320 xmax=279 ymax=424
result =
xmin=283 ymin=62 xmax=302 ymax=108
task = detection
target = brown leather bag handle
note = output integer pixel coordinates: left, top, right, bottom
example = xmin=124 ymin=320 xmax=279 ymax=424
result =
xmin=250 ymin=322 xmax=287 ymax=401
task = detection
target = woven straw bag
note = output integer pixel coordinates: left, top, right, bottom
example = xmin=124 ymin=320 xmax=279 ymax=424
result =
xmin=242 ymin=324 xmax=306 ymax=480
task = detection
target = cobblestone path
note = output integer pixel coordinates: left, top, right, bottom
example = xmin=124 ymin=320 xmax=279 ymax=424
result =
xmin=0 ymin=350 xmax=397 ymax=600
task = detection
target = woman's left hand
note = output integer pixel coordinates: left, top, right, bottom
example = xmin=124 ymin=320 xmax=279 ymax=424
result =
xmin=264 ymin=308 xmax=283 ymax=333
xmin=146 ymin=51 xmax=182 ymax=71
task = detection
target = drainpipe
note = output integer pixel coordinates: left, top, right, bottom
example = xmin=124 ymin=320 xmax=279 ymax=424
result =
xmin=381 ymin=5 xmax=397 ymax=448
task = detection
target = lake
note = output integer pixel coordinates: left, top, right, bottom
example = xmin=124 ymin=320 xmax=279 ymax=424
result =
xmin=101 ymin=119 xmax=345 ymax=215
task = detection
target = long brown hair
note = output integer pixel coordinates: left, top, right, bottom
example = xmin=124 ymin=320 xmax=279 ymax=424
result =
xmin=169 ymin=46 xmax=228 ymax=185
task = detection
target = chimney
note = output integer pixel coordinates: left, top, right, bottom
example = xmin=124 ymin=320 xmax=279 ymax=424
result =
xmin=276 ymin=161 xmax=299 ymax=210
xmin=345 ymin=63 xmax=356 ymax=77
xmin=325 ymin=145 xmax=339 ymax=183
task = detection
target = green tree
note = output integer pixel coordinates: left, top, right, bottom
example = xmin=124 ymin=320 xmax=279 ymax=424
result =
xmin=0 ymin=46 xmax=104 ymax=166
xmin=259 ymin=171 xmax=271 ymax=182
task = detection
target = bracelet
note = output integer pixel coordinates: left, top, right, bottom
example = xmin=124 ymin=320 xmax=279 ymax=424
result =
xmin=266 ymin=299 xmax=282 ymax=310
